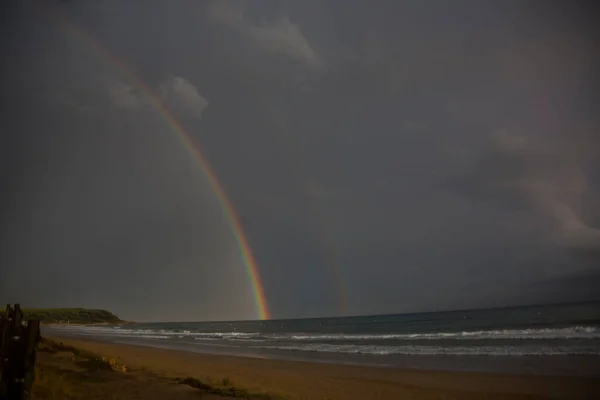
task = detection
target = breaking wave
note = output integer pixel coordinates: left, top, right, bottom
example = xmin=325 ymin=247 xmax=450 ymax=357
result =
xmin=53 ymin=325 xmax=600 ymax=341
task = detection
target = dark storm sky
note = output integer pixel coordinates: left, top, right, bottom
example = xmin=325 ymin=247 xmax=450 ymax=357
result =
xmin=1 ymin=0 xmax=599 ymax=322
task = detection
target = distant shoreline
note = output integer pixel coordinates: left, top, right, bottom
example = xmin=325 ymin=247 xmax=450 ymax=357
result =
xmin=23 ymin=307 xmax=125 ymax=325
xmin=41 ymin=321 xmax=135 ymax=326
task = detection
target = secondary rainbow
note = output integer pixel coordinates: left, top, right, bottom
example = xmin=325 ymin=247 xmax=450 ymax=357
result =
xmin=263 ymin=106 xmax=349 ymax=315
xmin=37 ymin=3 xmax=270 ymax=320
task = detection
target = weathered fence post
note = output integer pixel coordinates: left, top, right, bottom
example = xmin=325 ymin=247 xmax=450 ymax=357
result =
xmin=0 ymin=304 xmax=11 ymax=396
xmin=0 ymin=304 xmax=41 ymax=400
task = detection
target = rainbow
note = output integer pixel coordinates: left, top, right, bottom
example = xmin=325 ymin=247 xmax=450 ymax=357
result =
xmin=37 ymin=3 xmax=270 ymax=320
xmin=263 ymin=105 xmax=349 ymax=315
xmin=317 ymin=213 xmax=349 ymax=315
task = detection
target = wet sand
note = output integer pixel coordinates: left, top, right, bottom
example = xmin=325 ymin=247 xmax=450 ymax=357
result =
xmin=44 ymin=335 xmax=600 ymax=399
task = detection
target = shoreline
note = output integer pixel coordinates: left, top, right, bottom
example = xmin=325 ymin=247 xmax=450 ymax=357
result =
xmin=44 ymin=335 xmax=600 ymax=399
xmin=42 ymin=325 xmax=600 ymax=378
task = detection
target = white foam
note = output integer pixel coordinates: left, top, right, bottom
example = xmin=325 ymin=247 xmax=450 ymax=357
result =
xmin=284 ymin=326 xmax=600 ymax=341
xmin=50 ymin=326 xmax=265 ymax=341
xmin=48 ymin=325 xmax=600 ymax=342
xmin=45 ymin=324 xmax=600 ymax=356
xmin=259 ymin=343 xmax=600 ymax=356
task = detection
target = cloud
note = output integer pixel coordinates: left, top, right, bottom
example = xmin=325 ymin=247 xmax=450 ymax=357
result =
xmin=459 ymin=129 xmax=600 ymax=257
xmin=159 ymin=76 xmax=209 ymax=119
xmin=108 ymin=80 xmax=140 ymax=109
xmin=210 ymin=0 xmax=321 ymax=68
xmin=108 ymin=76 xmax=209 ymax=120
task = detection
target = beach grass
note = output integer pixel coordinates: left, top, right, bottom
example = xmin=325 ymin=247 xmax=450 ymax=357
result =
xmin=177 ymin=376 xmax=285 ymax=399
xmin=33 ymin=338 xmax=282 ymax=399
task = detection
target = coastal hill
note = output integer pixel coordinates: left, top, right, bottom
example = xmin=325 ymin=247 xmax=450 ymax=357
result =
xmin=22 ymin=308 xmax=124 ymax=324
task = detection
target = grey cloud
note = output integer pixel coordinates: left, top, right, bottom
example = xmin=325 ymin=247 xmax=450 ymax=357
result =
xmin=159 ymin=76 xmax=209 ymax=119
xmin=209 ymin=0 xmax=321 ymax=68
xmin=109 ymin=80 xmax=141 ymax=109
xmin=108 ymin=75 xmax=209 ymax=121
xmin=458 ymin=129 xmax=600 ymax=263
xmin=2 ymin=0 xmax=599 ymax=321
xmin=109 ymin=75 xmax=209 ymax=119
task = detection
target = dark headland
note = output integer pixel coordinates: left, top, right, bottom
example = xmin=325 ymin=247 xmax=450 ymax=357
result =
xmin=23 ymin=308 xmax=125 ymax=325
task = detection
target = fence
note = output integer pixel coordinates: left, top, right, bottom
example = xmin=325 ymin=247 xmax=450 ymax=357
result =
xmin=0 ymin=304 xmax=40 ymax=400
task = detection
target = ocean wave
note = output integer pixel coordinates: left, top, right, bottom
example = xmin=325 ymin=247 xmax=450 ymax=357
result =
xmin=258 ymin=343 xmax=600 ymax=356
xmin=60 ymin=331 xmax=170 ymax=340
xmin=53 ymin=326 xmax=267 ymax=341
xmin=48 ymin=325 xmax=600 ymax=341
xmin=285 ymin=326 xmax=600 ymax=341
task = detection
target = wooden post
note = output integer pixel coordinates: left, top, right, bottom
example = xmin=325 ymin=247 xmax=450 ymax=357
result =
xmin=0 ymin=305 xmax=40 ymax=400
xmin=1 ymin=305 xmax=10 ymax=354
xmin=11 ymin=307 xmax=21 ymax=331
xmin=22 ymin=320 xmax=39 ymax=399
xmin=0 ymin=305 xmax=10 ymax=397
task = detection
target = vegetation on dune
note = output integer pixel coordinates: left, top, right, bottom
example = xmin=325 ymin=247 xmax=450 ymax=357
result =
xmin=34 ymin=337 xmax=283 ymax=400
xmin=38 ymin=338 xmax=126 ymax=371
xmin=178 ymin=376 xmax=286 ymax=399
xmin=34 ymin=338 xmax=130 ymax=399
xmin=22 ymin=308 xmax=123 ymax=324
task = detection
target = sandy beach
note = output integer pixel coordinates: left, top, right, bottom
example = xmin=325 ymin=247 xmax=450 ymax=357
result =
xmin=40 ymin=335 xmax=600 ymax=400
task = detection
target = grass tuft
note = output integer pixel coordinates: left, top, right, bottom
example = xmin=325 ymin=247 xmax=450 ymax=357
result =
xmin=179 ymin=377 xmax=212 ymax=390
xmin=33 ymin=364 xmax=78 ymax=399
xmin=177 ymin=376 xmax=286 ymax=399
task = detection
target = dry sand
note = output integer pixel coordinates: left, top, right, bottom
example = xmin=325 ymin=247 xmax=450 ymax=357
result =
xmin=43 ymin=336 xmax=600 ymax=399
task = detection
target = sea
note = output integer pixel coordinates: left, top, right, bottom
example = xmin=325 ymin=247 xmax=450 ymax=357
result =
xmin=44 ymin=301 xmax=600 ymax=376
